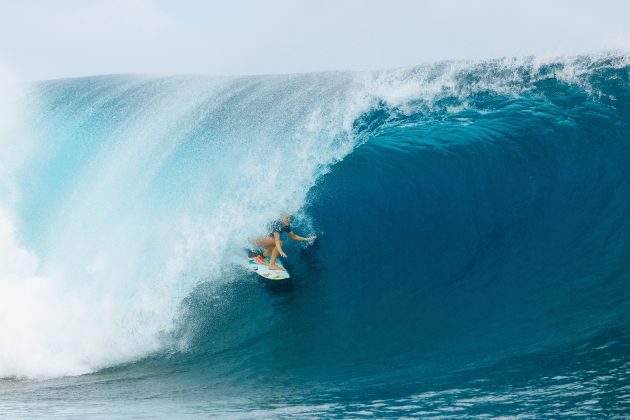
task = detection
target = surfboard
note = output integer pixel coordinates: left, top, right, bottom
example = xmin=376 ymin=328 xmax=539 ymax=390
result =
xmin=247 ymin=255 xmax=290 ymax=280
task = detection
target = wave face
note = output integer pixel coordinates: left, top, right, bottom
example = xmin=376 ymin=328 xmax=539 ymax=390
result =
xmin=1 ymin=53 xmax=630 ymax=416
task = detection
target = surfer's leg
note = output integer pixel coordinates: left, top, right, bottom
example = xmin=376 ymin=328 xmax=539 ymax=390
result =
xmin=256 ymin=237 xmax=275 ymax=257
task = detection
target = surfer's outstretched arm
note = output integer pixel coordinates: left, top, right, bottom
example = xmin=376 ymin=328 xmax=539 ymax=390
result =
xmin=288 ymin=232 xmax=317 ymax=241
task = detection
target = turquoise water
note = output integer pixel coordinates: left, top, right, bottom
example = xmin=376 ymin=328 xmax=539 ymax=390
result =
xmin=0 ymin=53 xmax=629 ymax=417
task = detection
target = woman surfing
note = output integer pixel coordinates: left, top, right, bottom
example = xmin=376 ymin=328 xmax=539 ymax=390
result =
xmin=253 ymin=214 xmax=316 ymax=271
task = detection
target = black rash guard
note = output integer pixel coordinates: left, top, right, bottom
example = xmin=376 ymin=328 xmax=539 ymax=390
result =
xmin=269 ymin=221 xmax=292 ymax=237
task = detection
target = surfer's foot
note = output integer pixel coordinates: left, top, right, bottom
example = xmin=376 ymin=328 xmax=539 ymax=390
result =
xmin=269 ymin=264 xmax=285 ymax=271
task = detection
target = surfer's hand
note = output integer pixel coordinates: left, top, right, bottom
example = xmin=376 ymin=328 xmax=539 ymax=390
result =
xmin=306 ymin=236 xmax=317 ymax=241
xmin=280 ymin=250 xmax=287 ymax=258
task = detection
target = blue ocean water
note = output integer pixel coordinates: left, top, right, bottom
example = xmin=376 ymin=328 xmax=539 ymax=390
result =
xmin=0 ymin=53 xmax=629 ymax=417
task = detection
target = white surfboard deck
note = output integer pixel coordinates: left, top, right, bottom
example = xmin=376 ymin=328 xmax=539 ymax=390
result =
xmin=246 ymin=256 xmax=290 ymax=280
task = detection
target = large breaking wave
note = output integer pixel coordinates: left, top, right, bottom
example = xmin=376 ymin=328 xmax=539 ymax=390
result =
xmin=0 ymin=52 xmax=629 ymax=406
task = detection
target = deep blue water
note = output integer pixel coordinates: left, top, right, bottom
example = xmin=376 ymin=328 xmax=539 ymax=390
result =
xmin=1 ymin=53 xmax=629 ymax=417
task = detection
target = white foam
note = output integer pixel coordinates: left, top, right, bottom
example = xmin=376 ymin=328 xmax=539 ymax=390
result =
xmin=363 ymin=51 xmax=630 ymax=112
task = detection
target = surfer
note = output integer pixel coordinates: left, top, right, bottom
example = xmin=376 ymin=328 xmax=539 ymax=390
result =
xmin=254 ymin=214 xmax=316 ymax=271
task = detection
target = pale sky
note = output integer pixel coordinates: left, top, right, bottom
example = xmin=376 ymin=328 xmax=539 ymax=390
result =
xmin=0 ymin=0 xmax=629 ymax=80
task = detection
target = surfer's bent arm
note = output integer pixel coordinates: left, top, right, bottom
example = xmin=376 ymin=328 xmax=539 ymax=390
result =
xmin=273 ymin=232 xmax=287 ymax=257
xmin=288 ymin=232 xmax=317 ymax=241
